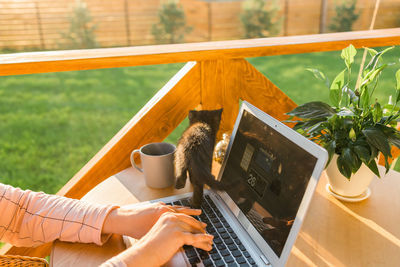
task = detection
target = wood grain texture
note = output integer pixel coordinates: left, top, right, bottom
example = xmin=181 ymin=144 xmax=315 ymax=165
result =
xmin=1 ymin=28 xmax=400 ymax=76
xmin=200 ymin=59 xmax=241 ymax=140
xmin=50 ymin=235 xmax=125 ymax=267
xmin=0 ymin=243 xmax=52 ymax=259
xmin=50 ymin=164 xmax=400 ymax=266
xmin=287 ymin=169 xmax=400 ymax=267
xmin=237 ymin=59 xmax=298 ymax=124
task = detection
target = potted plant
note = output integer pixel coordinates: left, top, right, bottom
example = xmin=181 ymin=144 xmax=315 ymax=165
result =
xmin=287 ymin=45 xmax=400 ymax=199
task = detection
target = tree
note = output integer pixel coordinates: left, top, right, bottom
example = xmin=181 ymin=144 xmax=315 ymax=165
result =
xmin=152 ymin=1 xmax=192 ymax=44
xmin=60 ymin=0 xmax=98 ymax=49
xmin=240 ymin=0 xmax=281 ymax=38
xmin=329 ymin=0 xmax=359 ymax=32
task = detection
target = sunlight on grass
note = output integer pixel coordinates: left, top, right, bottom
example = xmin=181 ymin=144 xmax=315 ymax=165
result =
xmin=0 ymin=64 xmax=184 ymax=193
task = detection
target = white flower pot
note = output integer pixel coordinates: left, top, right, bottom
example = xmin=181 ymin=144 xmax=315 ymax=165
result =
xmin=326 ymin=154 xmax=375 ymax=197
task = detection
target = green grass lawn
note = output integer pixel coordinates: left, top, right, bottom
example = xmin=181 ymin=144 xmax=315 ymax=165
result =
xmin=0 ymin=47 xmax=399 ymax=194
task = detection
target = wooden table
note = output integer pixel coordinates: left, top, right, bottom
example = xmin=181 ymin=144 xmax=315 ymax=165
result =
xmin=51 ymin=165 xmax=400 ymax=267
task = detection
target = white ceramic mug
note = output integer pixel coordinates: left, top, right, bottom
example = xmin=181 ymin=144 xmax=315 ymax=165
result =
xmin=130 ymin=142 xmax=176 ymax=189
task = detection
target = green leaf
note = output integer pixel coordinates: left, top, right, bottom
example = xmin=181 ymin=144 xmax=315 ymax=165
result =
xmin=362 ymin=127 xmax=392 ymax=157
xmin=341 ymin=44 xmax=357 ymax=69
xmin=364 ymin=46 xmax=394 ymax=73
xmin=286 ymin=101 xmax=336 ymax=119
xmin=342 ymin=147 xmax=361 ymax=173
xmin=366 ymin=47 xmax=378 ymax=57
xmin=373 ymin=102 xmax=383 ymax=123
xmin=337 ymin=108 xmax=354 ymax=117
xmin=380 ymin=112 xmax=400 ymax=125
xmin=340 ymin=85 xmax=350 ymax=107
xmin=388 ymin=131 xmax=400 ymax=149
xmin=370 ymin=146 xmax=378 ymax=162
xmin=375 ymin=123 xmax=400 ymax=149
xmin=337 ymin=152 xmax=352 ymax=179
xmin=360 ymin=87 xmax=370 ymax=109
xmin=292 ymin=121 xmax=305 ymax=131
xmin=396 ymin=69 xmax=400 ymax=103
xmin=361 ymin=64 xmax=387 ymax=88
xmin=343 ymin=86 xmax=358 ymax=104
xmin=330 ymin=69 xmax=346 ymax=107
xmin=325 ymin=140 xmax=336 ymax=167
xmin=354 ymin=145 xmax=371 ymax=163
xmin=366 ymin=159 xmax=380 ymax=178
xmin=383 ymin=103 xmax=400 ymax=114
xmin=383 ymin=155 xmax=390 ymax=174
xmin=306 ymin=68 xmax=330 ymax=88
xmin=307 ymin=121 xmax=325 ymax=134
xmin=353 ymin=157 xmax=362 ymax=173
xmin=293 ymin=118 xmax=326 ymax=136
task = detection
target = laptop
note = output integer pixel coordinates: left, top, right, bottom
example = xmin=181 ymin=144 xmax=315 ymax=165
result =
xmin=146 ymin=101 xmax=328 ymax=267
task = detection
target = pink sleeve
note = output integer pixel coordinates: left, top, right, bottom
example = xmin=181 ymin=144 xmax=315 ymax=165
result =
xmin=0 ymin=183 xmax=118 ymax=247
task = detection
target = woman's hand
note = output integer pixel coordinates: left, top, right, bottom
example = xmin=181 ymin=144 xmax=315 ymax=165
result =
xmin=115 ymin=211 xmax=213 ymax=267
xmin=102 ymin=202 xmax=201 ymax=238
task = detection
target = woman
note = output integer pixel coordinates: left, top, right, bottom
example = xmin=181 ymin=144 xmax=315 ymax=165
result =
xmin=0 ymin=183 xmax=213 ymax=266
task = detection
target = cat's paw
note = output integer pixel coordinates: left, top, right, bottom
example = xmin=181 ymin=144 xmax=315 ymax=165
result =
xmin=190 ymin=198 xmax=201 ymax=209
xmin=175 ymin=178 xmax=186 ymax=189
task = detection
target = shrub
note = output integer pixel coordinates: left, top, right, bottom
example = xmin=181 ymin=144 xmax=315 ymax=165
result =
xmin=329 ymin=0 xmax=359 ymax=32
xmin=240 ymin=0 xmax=281 ymax=38
xmin=152 ymin=1 xmax=192 ymax=44
xmin=59 ymin=0 xmax=98 ymax=49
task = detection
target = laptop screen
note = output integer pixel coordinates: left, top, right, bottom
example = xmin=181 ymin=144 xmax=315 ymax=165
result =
xmin=220 ymin=109 xmax=317 ymax=257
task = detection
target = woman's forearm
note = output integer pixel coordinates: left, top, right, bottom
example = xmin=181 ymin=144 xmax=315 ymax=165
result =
xmin=0 ymin=183 xmax=118 ymax=247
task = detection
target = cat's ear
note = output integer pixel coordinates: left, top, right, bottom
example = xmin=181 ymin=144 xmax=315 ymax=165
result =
xmin=216 ymin=109 xmax=223 ymax=121
xmin=188 ymin=110 xmax=196 ymax=124
xmin=211 ymin=109 xmax=223 ymax=129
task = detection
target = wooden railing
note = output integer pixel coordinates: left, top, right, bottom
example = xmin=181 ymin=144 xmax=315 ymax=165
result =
xmin=1 ymin=28 xmax=400 ymax=258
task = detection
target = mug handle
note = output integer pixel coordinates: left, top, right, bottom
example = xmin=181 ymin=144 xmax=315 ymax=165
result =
xmin=130 ymin=149 xmax=143 ymax=172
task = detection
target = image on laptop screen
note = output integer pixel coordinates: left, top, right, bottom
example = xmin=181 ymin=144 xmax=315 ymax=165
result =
xmin=220 ymin=109 xmax=318 ymax=257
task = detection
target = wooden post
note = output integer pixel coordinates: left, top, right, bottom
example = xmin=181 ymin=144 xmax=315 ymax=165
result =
xmin=35 ymin=1 xmax=45 ymax=50
xmin=235 ymin=59 xmax=297 ymax=123
xmin=283 ymin=0 xmax=289 ymax=36
xmin=199 ymin=59 xmax=241 ymax=139
xmin=124 ymin=0 xmax=131 ymax=46
xmin=208 ymin=2 xmax=212 ymax=41
xmin=319 ymin=0 xmax=328 ymax=33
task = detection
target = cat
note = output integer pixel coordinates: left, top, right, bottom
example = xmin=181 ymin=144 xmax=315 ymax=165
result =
xmin=174 ymin=108 xmax=224 ymax=208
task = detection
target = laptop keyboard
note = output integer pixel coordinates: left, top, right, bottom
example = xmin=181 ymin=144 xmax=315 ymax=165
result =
xmin=166 ymin=194 xmax=258 ymax=267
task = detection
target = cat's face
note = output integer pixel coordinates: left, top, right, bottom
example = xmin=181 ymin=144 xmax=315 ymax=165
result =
xmin=188 ymin=108 xmax=223 ymax=130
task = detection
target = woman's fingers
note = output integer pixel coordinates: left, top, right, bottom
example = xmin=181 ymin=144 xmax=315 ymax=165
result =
xmin=183 ymin=232 xmax=214 ymax=244
xmin=175 ymin=213 xmax=207 ymax=233
xmin=192 ymin=241 xmax=213 ymax=251
xmin=183 ymin=233 xmax=213 ymax=250
xmin=175 ymin=214 xmax=213 ymax=250
xmin=168 ymin=205 xmax=202 ymax=216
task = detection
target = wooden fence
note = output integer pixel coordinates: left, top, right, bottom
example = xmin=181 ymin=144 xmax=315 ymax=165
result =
xmin=0 ymin=0 xmax=399 ymax=51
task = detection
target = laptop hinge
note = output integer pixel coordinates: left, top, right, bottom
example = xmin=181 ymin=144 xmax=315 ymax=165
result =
xmin=260 ymin=255 xmax=271 ymax=265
